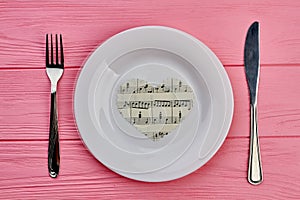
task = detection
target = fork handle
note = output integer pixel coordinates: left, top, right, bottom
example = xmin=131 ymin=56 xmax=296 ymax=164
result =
xmin=48 ymin=91 xmax=60 ymax=178
xmin=248 ymin=103 xmax=263 ymax=185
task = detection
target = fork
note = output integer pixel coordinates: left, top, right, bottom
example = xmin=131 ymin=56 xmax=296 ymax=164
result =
xmin=46 ymin=34 xmax=64 ymax=178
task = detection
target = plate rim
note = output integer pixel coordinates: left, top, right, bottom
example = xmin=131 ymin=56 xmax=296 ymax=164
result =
xmin=74 ymin=25 xmax=234 ymax=181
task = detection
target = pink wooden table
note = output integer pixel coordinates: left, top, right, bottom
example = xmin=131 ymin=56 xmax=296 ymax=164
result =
xmin=1 ymin=0 xmax=300 ymax=199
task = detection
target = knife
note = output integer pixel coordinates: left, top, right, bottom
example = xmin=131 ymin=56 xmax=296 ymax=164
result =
xmin=244 ymin=21 xmax=263 ymax=185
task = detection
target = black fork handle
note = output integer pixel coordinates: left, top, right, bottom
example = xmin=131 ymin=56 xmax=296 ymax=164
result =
xmin=48 ymin=91 xmax=60 ymax=178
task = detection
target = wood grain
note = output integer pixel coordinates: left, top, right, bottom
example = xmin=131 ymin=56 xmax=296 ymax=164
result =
xmin=0 ymin=0 xmax=300 ymax=68
xmin=0 ymin=137 xmax=299 ymax=199
xmin=0 ymin=66 xmax=299 ymax=140
xmin=1 ymin=1 xmax=300 ymax=199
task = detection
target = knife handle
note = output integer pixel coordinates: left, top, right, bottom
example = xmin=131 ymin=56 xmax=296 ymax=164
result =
xmin=248 ymin=103 xmax=263 ymax=185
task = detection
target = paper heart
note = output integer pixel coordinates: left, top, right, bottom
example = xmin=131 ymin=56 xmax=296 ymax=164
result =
xmin=117 ymin=78 xmax=194 ymax=141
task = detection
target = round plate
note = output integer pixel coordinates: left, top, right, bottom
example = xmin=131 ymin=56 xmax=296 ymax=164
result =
xmin=74 ymin=26 xmax=234 ymax=181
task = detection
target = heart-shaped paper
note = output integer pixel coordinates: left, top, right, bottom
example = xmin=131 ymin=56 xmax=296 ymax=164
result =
xmin=117 ymin=78 xmax=194 ymax=141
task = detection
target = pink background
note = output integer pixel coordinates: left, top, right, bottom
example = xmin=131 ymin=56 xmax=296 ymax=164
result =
xmin=0 ymin=0 xmax=300 ymax=199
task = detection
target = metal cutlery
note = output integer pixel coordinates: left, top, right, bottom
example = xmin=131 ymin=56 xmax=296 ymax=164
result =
xmin=46 ymin=34 xmax=64 ymax=178
xmin=244 ymin=21 xmax=263 ymax=185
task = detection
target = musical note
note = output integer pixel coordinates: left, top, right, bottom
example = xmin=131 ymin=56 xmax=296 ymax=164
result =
xmin=132 ymin=101 xmax=151 ymax=109
xmin=153 ymin=100 xmax=171 ymax=107
xmin=179 ymin=110 xmax=182 ymax=122
xmin=173 ymin=100 xmax=193 ymax=110
xmin=144 ymin=132 xmax=169 ymax=141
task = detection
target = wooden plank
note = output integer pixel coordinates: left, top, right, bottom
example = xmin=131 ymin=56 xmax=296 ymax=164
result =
xmin=0 ymin=68 xmax=78 ymax=140
xmin=0 ymin=137 xmax=299 ymax=199
xmin=0 ymin=0 xmax=300 ymax=68
xmin=0 ymin=66 xmax=300 ymax=140
xmin=227 ymin=66 xmax=300 ymax=138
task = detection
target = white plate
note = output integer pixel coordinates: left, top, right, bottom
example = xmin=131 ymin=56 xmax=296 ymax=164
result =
xmin=74 ymin=26 xmax=234 ymax=181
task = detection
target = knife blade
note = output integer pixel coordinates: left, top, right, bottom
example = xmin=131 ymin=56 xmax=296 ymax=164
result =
xmin=244 ymin=21 xmax=260 ymax=105
xmin=244 ymin=21 xmax=263 ymax=185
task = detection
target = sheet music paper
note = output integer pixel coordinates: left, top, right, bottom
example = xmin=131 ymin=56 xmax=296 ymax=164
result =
xmin=117 ymin=78 xmax=194 ymax=141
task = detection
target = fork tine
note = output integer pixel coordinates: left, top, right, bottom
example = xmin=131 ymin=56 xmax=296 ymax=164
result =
xmin=51 ymin=34 xmax=53 ymax=65
xmin=56 ymin=34 xmax=58 ymax=65
xmin=46 ymin=34 xmax=49 ymax=66
xmin=60 ymin=34 xmax=64 ymax=67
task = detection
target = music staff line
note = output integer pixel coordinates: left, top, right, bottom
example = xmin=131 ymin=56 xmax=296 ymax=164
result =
xmin=124 ymin=116 xmax=183 ymax=125
xmin=117 ymin=99 xmax=193 ymax=110
xmin=118 ymin=99 xmax=191 ymax=126
xmin=143 ymin=131 xmax=169 ymax=141
xmin=119 ymin=79 xmax=193 ymax=94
